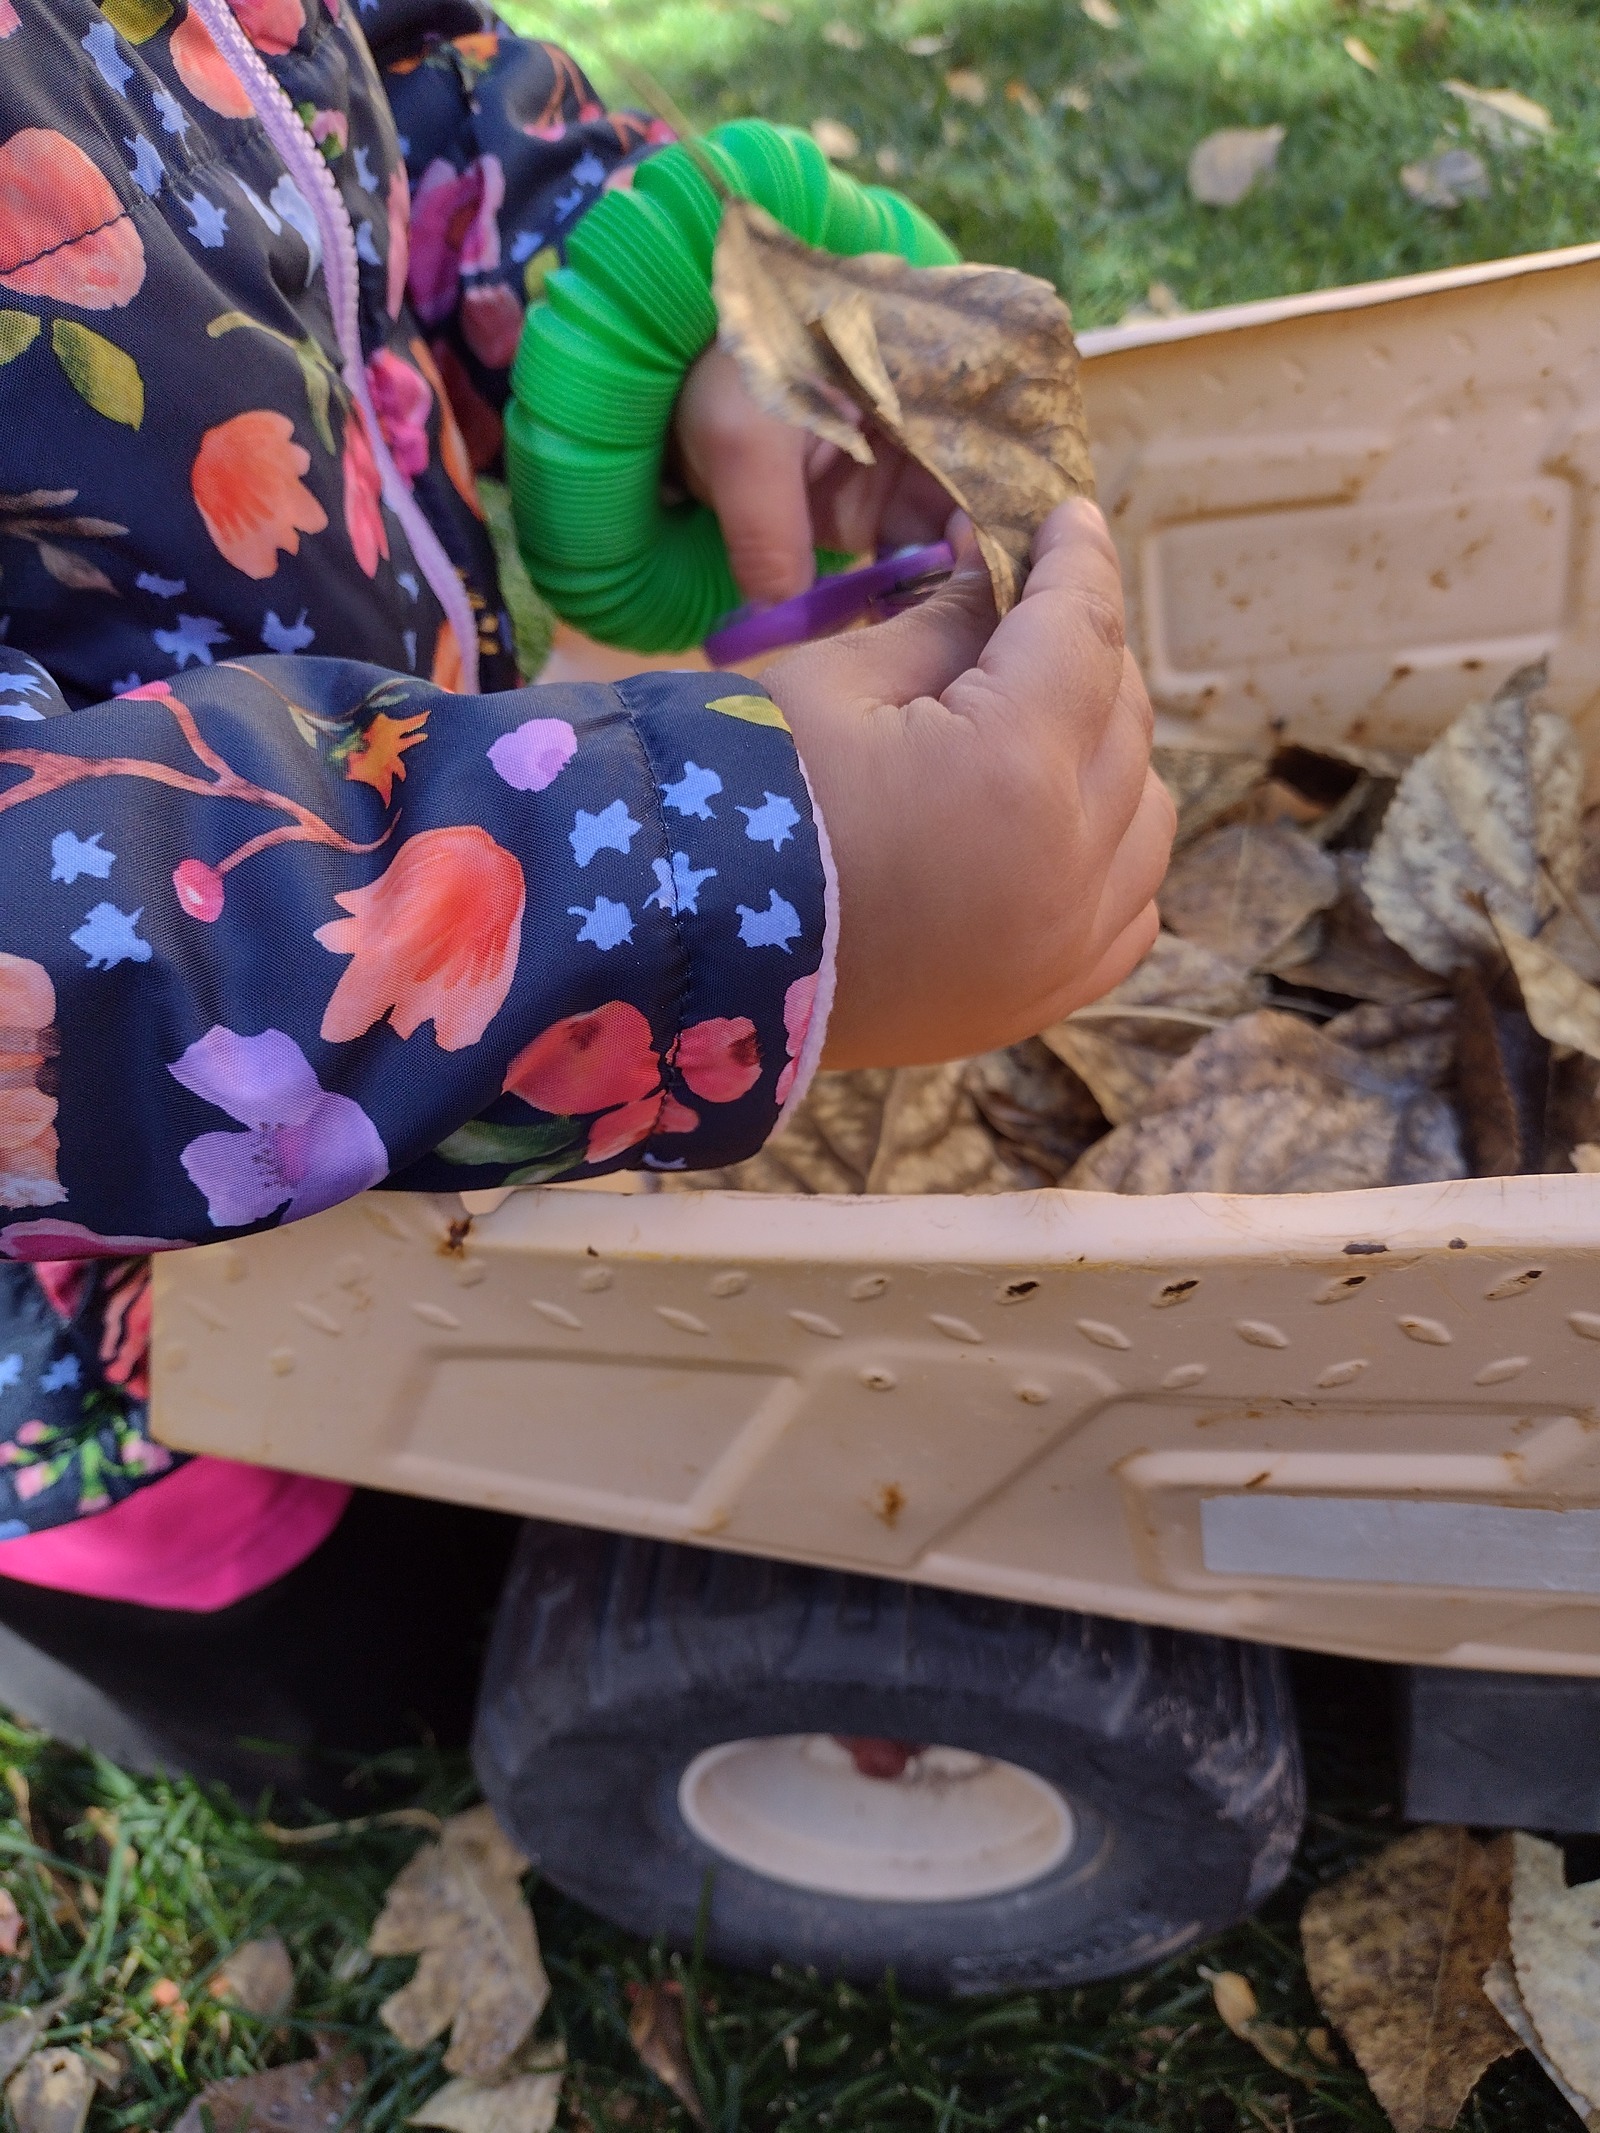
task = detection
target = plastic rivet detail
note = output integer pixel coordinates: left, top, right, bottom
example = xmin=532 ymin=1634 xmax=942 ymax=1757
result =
xmin=659 ymin=1306 xmax=711 ymax=1336
xmin=454 ymin=1259 xmax=489 ymax=1288
xmin=334 ymin=1254 xmax=370 ymax=1287
xmin=294 ymin=1302 xmax=343 ymax=1336
xmin=1316 ymin=1358 xmax=1369 ymax=1388
xmin=1475 ymin=1355 xmax=1531 ymax=1385
xmin=269 ymin=1347 xmax=296 ymax=1376
xmin=930 ymin=1314 xmax=983 ymax=1344
xmin=860 ymin=1366 xmax=897 ymax=1391
xmin=1236 ymin=1320 xmax=1289 ymax=1349
xmin=1013 ymin=1381 xmax=1050 ymax=1404
xmin=709 ymin=1271 xmax=750 ymax=1298
xmin=184 ymin=1295 xmax=230 ymax=1332
xmin=214 ymin=1243 xmax=246 ymax=1283
xmin=1485 ymin=1268 xmax=1544 ymax=1301
xmin=412 ymin=1302 xmax=462 ymax=1330
xmin=577 ymin=1265 xmax=614 ymax=1292
xmin=790 ymin=1309 xmax=842 ymax=1339
xmin=530 ymin=1300 xmax=583 ymax=1330
xmin=362 ymin=1203 xmax=414 ymax=1243
xmin=1162 ymin=1363 xmax=1207 ymax=1389
xmin=1076 ymin=1319 xmax=1130 ymax=1350
xmin=849 ymin=1274 xmax=890 ymax=1301
xmin=1569 ymin=1311 xmax=1600 ymax=1341
xmin=1399 ymin=1315 xmax=1452 ymax=1345
xmin=1313 ymin=1273 xmax=1369 ymax=1304
xmin=160 ymin=1343 xmax=189 ymax=1374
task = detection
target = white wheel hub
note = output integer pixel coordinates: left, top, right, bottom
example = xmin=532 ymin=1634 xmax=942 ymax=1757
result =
xmin=677 ymin=1735 xmax=1075 ymax=1902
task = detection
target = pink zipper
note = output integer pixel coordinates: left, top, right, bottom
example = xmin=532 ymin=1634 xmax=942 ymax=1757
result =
xmin=188 ymin=0 xmax=481 ymax=693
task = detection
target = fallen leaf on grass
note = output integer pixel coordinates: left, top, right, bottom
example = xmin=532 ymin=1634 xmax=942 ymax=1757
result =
xmin=1159 ymin=821 xmax=1340 ymax=969
xmin=171 ymin=2040 xmax=367 ymax=2133
xmin=0 ymin=2009 xmax=50 ymax=2087
xmin=809 ymin=118 xmax=859 ymax=161
xmin=903 ymin=32 xmax=950 ymax=55
xmin=627 ymin=1983 xmax=706 ymax=2129
xmin=944 ymin=67 xmax=987 ymax=103
xmin=369 ymin=1804 xmax=548 ymax=2081
xmin=1151 ymin=744 xmax=1267 ymax=850
xmin=1066 ymin=1004 xmax=1465 ymax=1195
xmin=210 ymin=1933 xmax=294 ymax=2019
xmin=1301 ymin=1826 xmax=1517 ymax=2133
xmin=821 ymin=20 xmax=864 ymax=48
xmin=1344 ymin=34 xmax=1379 ymax=71
xmin=6 ymin=2051 xmax=94 ymax=2133
xmin=1480 ymin=1959 xmax=1597 ymax=2127
xmin=1366 ymin=662 xmax=1581 ymax=975
xmin=1506 ymin=1831 xmax=1600 ymax=2118
xmin=713 ymin=201 xmax=1091 ymax=615
xmin=1043 ymin=930 xmax=1263 ymax=1124
xmin=0 ymin=1887 xmax=23 ymax=1958
xmin=1187 ymin=125 xmax=1285 ymax=207
xmin=1443 ymin=81 xmax=1553 ymax=146
xmin=411 ymin=2040 xmax=567 ymax=2133
xmin=1401 ymin=149 xmax=1490 ymax=207
xmin=1080 ymin=0 xmax=1120 ymax=24
xmin=1200 ymin=1968 xmax=1335 ymax=2083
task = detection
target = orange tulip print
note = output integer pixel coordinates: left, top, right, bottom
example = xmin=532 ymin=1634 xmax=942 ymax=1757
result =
xmin=169 ymin=12 xmax=255 ymax=117
xmin=316 ymin=826 xmax=526 ymax=1051
xmin=0 ymin=954 xmax=64 ymax=1210
xmin=0 ymin=130 xmax=146 ymax=310
xmin=503 ymin=1001 xmax=661 ymax=1116
xmin=192 ymin=410 xmax=330 ymax=580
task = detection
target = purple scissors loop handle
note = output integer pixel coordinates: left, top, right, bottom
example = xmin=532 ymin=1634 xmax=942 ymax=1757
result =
xmin=703 ymin=541 xmax=955 ymax=665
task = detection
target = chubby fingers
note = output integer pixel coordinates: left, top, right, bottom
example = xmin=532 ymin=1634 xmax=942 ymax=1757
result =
xmin=676 ymin=348 xmax=818 ymax=604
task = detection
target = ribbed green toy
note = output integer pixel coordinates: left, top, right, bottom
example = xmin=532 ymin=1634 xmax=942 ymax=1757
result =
xmin=505 ymin=121 xmax=957 ymax=654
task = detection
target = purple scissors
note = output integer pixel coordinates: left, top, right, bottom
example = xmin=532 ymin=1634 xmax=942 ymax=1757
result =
xmin=703 ymin=541 xmax=955 ymax=665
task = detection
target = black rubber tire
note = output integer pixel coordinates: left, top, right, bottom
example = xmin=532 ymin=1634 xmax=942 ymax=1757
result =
xmin=474 ymin=1522 xmax=1304 ymax=1996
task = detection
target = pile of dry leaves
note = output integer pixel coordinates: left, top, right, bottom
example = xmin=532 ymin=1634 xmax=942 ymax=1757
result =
xmin=1215 ymin=1822 xmax=1600 ymax=2133
xmin=678 ymin=662 xmax=1600 ymax=1201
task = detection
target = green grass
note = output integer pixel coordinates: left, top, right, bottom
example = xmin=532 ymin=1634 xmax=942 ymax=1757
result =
xmin=0 ymin=1659 xmax=1578 ymax=2133
xmin=509 ymin=0 xmax=1600 ymax=329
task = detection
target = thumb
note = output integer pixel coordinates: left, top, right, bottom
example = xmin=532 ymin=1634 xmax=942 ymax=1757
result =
xmin=789 ymin=512 xmax=998 ymax=711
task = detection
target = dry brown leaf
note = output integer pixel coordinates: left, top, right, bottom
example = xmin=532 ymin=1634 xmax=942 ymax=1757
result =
xmin=211 ymin=1934 xmax=294 ymax=2019
xmin=1344 ymin=33 xmax=1379 ymax=70
xmin=1443 ymin=80 xmax=1553 ymax=144
xmin=410 ymin=2041 xmax=567 ymax=2133
xmin=809 ymin=117 xmax=860 ymax=161
xmin=821 ymin=19 xmax=864 ymax=48
xmin=1301 ymin=1826 xmax=1518 ymax=2133
xmin=6 ymin=2052 xmax=94 ymax=2133
xmin=1366 ymin=663 xmax=1582 ymax=975
xmin=1507 ymin=1831 xmax=1600 ymax=2119
xmin=0 ymin=1887 xmax=23 ymax=1959
xmin=1159 ymin=821 xmax=1340 ymax=969
xmin=666 ymin=1069 xmax=895 ymax=1193
xmin=1200 ymin=1968 xmax=1333 ymax=2084
xmin=864 ymin=1063 xmax=1027 ymax=1193
xmin=0 ymin=2010 xmax=48 ymax=2088
xmin=713 ymin=200 xmax=1091 ymax=614
xmin=1043 ymin=930 xmax=1263 ymax=1124
xmin=369 ymin=1805 xmax=548 ymax=2081
xmin=944 ymin=66 xmax=987 ymax=102
xmin=1187 ymin=124 xmax=1285 ymax=205
xmin=1066 ymin=1006 xmax=1465 ymax=1195
xmin=1451 ymin=964 xmax=1549 ymax=1176
xmin=1151 ymin=744 xmax=1267 ymax=850
xmin=171 ymin=2040 xmax=366 ymax=2133
xmin=1401 ymin=148 xmax=1490 ymax=208
xmin=627 ymin=1983 xmax=706 ymax=2129
xmin=1270 ymin=853 xmax=1444 ymax=1004
xmin=963 ymin=1041 xmax=1107 ymax=1180
xmin=1488 ymin=915 xmax=1600 ymax=1062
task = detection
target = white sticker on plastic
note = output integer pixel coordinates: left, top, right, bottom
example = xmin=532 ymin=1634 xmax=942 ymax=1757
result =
xmin=1201 ymin=1495 xmax=1600 ymax=1593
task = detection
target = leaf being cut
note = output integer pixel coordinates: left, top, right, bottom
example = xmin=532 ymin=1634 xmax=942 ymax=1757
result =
xmin=1043 ymin=929 xmax=1264 ymax=1124
xmin=1066 ymin=1004 xmax=1465 ymax=1195
xmin=369 ymin=1805 xmax=549 ymax=2081
xmin=1158 ymin=821 xmax=1340 ymax=969
xmin=1300 ymin=1826 xmax=1518 ymax=2133
xmin=1507 ymin=1830 xmax=1600 ymax=2120
xmin=713 ymin=198 xmax=1092 ymax=614
xmin=171 ymin=2041 xmax=366 ymax=2133
xmin=1366 ymin=663 xmax=1582 ymax=975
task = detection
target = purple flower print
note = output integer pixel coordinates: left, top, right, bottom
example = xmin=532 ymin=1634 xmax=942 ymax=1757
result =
xmin=488 ymin=716 xmax=577 ymax=792
xmin=169 ymin=1027 xmax=388 ymax=1228
xmin=366 ymin=348 xmax=433 ymax=483
xmin=408 ymin=154 xmax=505 ymax=323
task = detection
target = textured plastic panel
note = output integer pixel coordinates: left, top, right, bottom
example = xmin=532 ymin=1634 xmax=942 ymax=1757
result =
xmin=154 ymin=244 xmax=1600 ymax=1674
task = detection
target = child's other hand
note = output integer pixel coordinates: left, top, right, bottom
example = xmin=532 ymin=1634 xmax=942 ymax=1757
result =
xmin=765 ymin=499 xmax=1174 ymax=1068
xmin=673 ymin=346 xmax=951 ymax=603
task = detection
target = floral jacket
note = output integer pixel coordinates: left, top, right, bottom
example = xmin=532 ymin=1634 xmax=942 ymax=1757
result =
xmin=0 ymin=0 xmax=833 ymax=1535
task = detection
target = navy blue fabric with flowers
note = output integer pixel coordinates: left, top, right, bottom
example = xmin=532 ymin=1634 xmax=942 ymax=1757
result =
xmin=0 ymin=0 xmax=828 ymax=1537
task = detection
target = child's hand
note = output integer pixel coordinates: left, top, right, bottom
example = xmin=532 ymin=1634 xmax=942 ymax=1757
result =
xmin=765 ymin=499 xmax=1174 ymax=1068
xmin=673 ymin=346 xmax=951 ymax=603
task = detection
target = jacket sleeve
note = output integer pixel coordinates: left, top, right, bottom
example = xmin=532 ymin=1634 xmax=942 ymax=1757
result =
xmin=372 ymin=2 xmax=664 ymax=457
xmin=0 ymin=646 xmax=833 ymax=1260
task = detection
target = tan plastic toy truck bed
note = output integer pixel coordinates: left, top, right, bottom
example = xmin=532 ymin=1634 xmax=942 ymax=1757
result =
xmin=154 ymin=237 xmax=1600 ymax=1680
